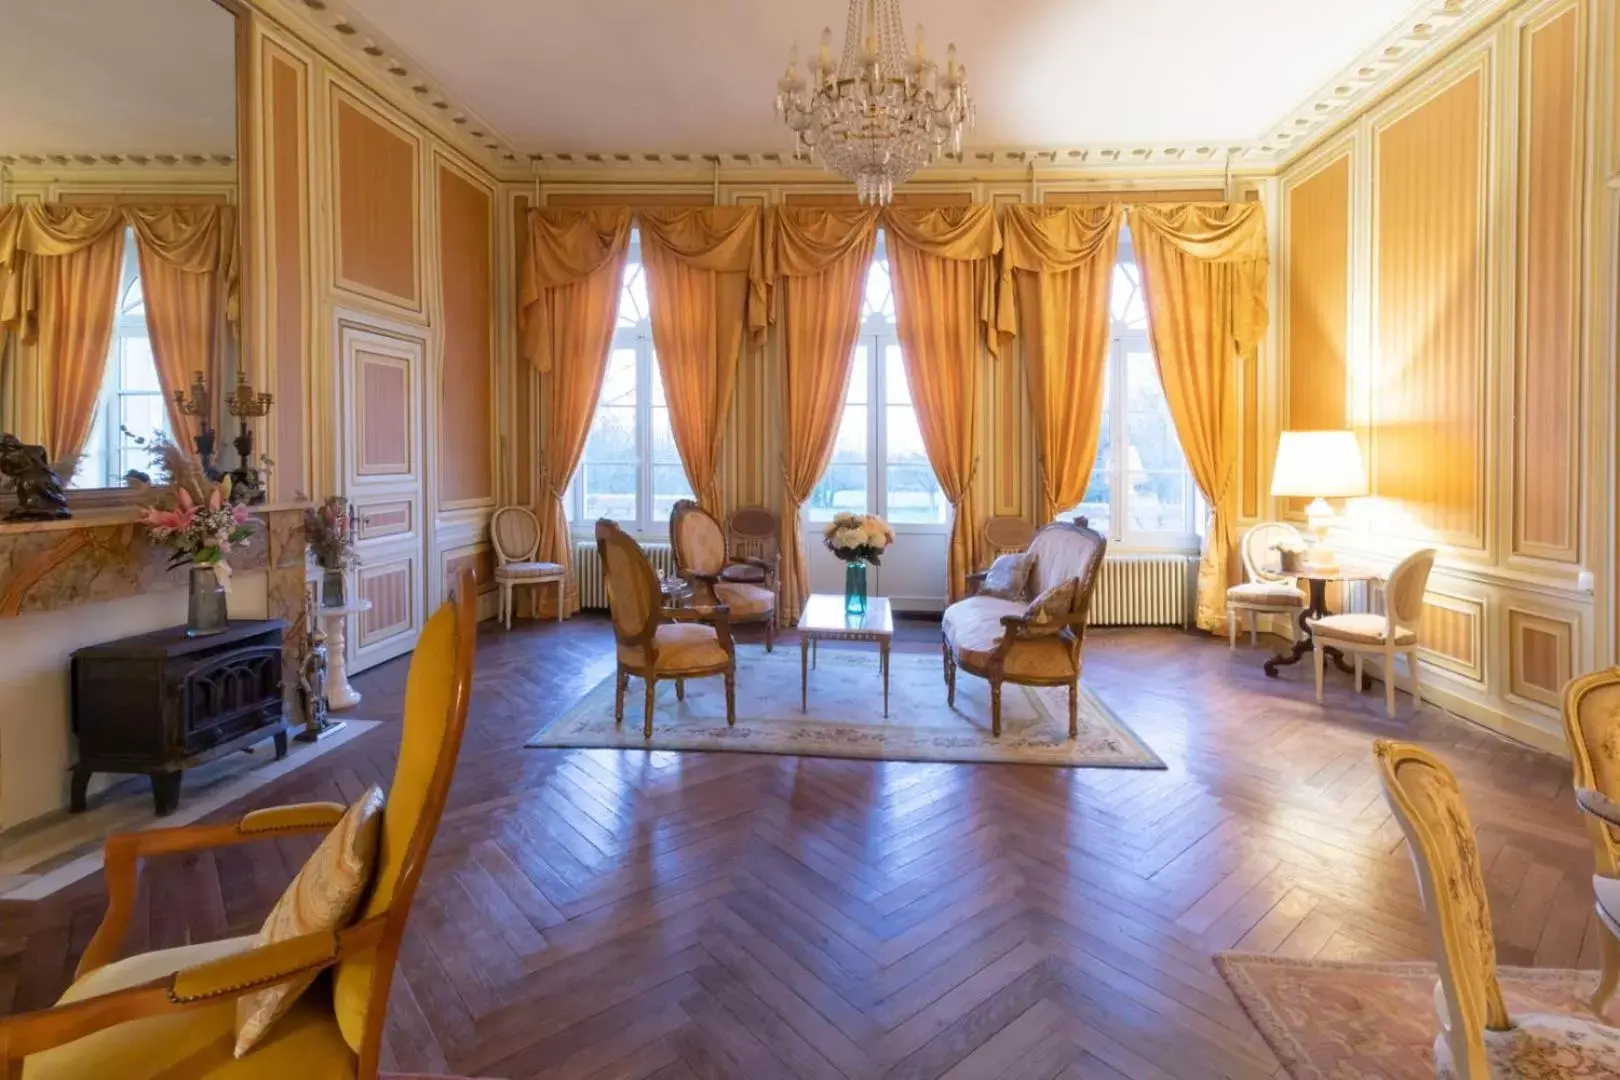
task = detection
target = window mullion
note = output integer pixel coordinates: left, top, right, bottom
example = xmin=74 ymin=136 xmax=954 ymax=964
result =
xmin=871 ymin=332 xmax=884 ymax=517
xmin=638 ymin=341 xmax=652 ymax=534
xmin=1111 ymin=337 xmax=1126 ymax=541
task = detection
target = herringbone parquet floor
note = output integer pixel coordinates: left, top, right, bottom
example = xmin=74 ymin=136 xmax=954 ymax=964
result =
xmin=0 ymin=619 xmax=1602 ymax=1079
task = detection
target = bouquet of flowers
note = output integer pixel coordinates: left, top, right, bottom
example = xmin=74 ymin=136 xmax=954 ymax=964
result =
xmin=136 ymin=437 xmax=258 ymax=587
xmin=822 ymin=512 xmax=895 ymax=565
xmin=304 ymin=495 xmax=358 ymax=571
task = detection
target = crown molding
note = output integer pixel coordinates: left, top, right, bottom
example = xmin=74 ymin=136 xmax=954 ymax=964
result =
xmin=1259 ymin=0 xmax=1518 ymax=164
xmin=0 ymin=152 xmax=235 ymax=170
xmin=248 ymin=0 xmax=525 ymax=174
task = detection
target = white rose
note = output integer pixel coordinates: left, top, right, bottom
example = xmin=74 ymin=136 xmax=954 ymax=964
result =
xmin=836 ymin=527 xmax=865 ymax=550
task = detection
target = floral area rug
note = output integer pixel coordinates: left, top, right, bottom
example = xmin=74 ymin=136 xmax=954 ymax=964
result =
xmin=1217 ymin=952 xmax=1606 ymax=1078
xmin=528 ymin=646 xmax=1163 ymax=768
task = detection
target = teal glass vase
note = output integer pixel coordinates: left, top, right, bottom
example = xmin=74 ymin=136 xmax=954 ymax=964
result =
xmin=843 ymin=559 xmax=868 ymax=618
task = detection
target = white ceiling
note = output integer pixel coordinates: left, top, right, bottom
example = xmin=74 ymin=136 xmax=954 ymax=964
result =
xmin=0 ymin=0 xmax=236 ymax=156
xmin=344 ymin=0 xmax=1420 ymax=154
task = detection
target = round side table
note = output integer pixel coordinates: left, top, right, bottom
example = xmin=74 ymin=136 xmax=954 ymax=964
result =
xmin=319 ymin=599 xmax=373 ymax=710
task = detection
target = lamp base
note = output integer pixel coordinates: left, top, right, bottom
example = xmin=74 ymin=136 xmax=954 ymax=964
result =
xmin=1303 ymin=497 xmax=1339 ymax=574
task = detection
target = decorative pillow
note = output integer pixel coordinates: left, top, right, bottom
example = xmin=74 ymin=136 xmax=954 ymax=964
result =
xmin=234 ymin=785 xmax=385 ymax=1057
xmin=1020 ymin=578 xmax=1078 ymax=636
xmin=979 ymin=552 xmax=1034 ymax=601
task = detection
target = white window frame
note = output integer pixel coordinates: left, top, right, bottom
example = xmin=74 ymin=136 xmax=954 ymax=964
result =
xmin=569 ymin=234 xmax=690 ymax=536
xmin=808 ymin=238 xmax=948 ymax=534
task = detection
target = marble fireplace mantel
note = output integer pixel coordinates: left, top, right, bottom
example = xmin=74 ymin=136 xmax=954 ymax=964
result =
xmin=0 ymin=502 xmax=313 ymax=829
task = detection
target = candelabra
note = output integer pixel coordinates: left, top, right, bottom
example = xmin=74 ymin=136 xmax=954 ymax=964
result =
xmin=171 ymin=370 xmax=219 ymax=479
xmin=226 ymin=369 xmax=274 ymax=504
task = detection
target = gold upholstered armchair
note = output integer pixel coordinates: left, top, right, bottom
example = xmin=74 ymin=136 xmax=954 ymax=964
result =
xmin=942 ymin=518 xmax=1107 ymax=738
xmin=669 ymin=500 xmax=779 ymax=651
xmin=1560 ymin=667 xmax=1620 ymax=1018
xmin=0 ymin=572 xmax=479 ymax=1079
xmin=599 ymin=518 xmax=736 ymax=737
xmin=1375 ymin=739 xmax=1620 ymax=1077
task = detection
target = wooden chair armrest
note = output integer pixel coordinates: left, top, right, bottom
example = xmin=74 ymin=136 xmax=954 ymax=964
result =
xmin=1577 ymin=787 xmax=1620 ymax=829
xmin=0 ymin=916 xmax=387 ymax=1064
xmin=680 ymin=570 xmax=721 ymax=585
xmin=79 ymin=803 xmax=348 ymax=980
xmin=667 ymin=604 xmax=729 ymax=622
xmin=997 ymin=612 xmax=1088 ymax=637
xmin=964 ymin=571 xmax=988 ymax=597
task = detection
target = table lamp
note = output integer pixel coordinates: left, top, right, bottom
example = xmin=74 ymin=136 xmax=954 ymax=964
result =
xmin=1269 ymin=430 xmax=1367 ymax=573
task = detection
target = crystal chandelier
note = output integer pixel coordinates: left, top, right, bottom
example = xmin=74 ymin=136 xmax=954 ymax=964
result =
xmin=775 ymin=0 xmax=974 ymax=205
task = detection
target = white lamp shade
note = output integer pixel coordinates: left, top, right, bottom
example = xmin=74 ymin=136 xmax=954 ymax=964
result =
xmin=1270 ymin=430 xmax=1367 ymax=499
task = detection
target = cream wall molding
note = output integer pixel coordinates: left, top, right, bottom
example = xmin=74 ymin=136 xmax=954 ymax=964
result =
xmin=0 ymin=153 xmax=235 ymax=170
xmin=245 ymin=0 xmax=522 ymax=175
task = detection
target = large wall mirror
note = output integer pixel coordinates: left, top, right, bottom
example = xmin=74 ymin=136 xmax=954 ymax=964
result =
xmin=0 ymin=0 xmax=244 ymax=500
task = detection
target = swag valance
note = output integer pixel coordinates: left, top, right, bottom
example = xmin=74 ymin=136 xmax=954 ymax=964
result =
xmin=0 ymin=202 xmax=238 ymax=343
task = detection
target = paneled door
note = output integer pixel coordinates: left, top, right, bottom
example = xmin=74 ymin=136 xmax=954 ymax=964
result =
xmin=338 ymin=311 xmax=429 ymax=672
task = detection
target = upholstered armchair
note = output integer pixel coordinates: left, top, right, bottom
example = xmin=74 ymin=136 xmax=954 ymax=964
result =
xmin=0 ymin=573 xmax=479 ymax=1079
xmin=1560 ymin=668 xmax=1620 ymax=1017
xmin=668 ymin=500 xmax=779 ymax=651
xmin=941 ymin=518 xmax=1107 ymax=738
xmin=598 ymin=518 xmax=736 ymax=737
xmin=1375 ymin=739 xmax=1620 ymax=1078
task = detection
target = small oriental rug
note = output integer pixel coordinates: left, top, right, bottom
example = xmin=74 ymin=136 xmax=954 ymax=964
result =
xmin=1216 ymin=952 xmax=1605 ymax=1079
xmin=528 ymin=646 xmax=1163 ymax=768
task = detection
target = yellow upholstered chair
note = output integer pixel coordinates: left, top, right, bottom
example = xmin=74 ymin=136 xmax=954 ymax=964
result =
xmin=599 ymin=518 xmax=736 ymax=737
xmin=1313 ymin=548 xmax=1437 ymax=719
xmin=669 ymin=499 xmax=778 ymax=651
xmin=942 ymin=518 xmax=1107 ymax=738
xmin=1374 ymin=739 xmax=1620 ymax=1078
xmin=1561 ymin=667 xmax=1620 ymax=1017
xmin=1225 ymin=521 xmax=1306 ymax=648
xmin=1 ymin=572 xmax=479 ymax=1079
xmin=491 ymin=505 xmax=565 ymax=629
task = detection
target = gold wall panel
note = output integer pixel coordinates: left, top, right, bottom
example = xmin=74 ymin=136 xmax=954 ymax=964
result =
xmin=1372 ymin=70 xmax=1487 ymax=545
xmin=334 ymin=92 xmax=421 ymax=309
xmin=265 ymin=44 xmax=308 ymax=504
xmin=442 ymin=543 xmax=496 ymax=598
xmin=1508 ymin=608 xmax=1574 ymax=707
xmin=1514 ymin=6 xmax=1582 ymax=559
xmin=358 ymin=559 xmax=414 ymax=647
xmin=436 ymin=163 xmax=496 ymax=507
xmin=357 ymin=349 xmax=411 ymax=476
xmin=1418 ymin=594 xmax=1484 ymax=682
xmin=355 ymin=498 xmax=412 ymax=540
xmin=1284 ymin=154 xmax=1352 ymax=516
xmin=512 ymin=192 xmax=534 ymax=509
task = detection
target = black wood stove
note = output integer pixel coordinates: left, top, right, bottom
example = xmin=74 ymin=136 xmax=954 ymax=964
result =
xmin=70 ymin=619 xmax=289 ymax=815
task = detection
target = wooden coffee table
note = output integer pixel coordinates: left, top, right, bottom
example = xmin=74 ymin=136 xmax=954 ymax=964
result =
xmin=798 ymin=593 xmax=894 ymax=716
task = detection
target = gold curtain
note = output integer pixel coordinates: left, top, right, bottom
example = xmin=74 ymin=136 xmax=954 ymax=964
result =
xmin=637 ymin=206 xmax=768 ymax=514
xmin=128 ymin=206 xmax=238 ymax=446
xmin=37 ymin=228 xmax=125 ymax=465
xmin=880 ymin=204 xmax=1003 ymax=601
xmin=1001 ymin=204 xmax=1122 ymax=522
xmin=766 ymin=207 xmax=879 ymax=623
xmin=1128 ymin=202 xmax=1269 ymax=633
xmin=520 ymin=207 xmax=633 ymax=618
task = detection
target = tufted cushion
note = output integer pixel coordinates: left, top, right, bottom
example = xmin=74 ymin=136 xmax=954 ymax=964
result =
xmin=1227 ymin=581 xmax=1305 ymax=607
xmin=1434 ymin=1012 xmax=1620 ymax=1079
xmin=979 ymin=552 xmax=1035 ymax=601
xmin=719 ymin=562 xmax=767 ymax=584
xmin=711 ymin=581 xmax=773 ymax=618
xmin=236 ymin=787 xmax=384 ymax=1056
xmin=943 ymin=596 xmax=1078 ymax=680
xmin=22 ymin=937 xmax=357 ymax=1079
xmin=618 ymin=622 xmax=729 ymax=672
xmin=1311 ymin=612 xmax=1415 ymax=646
xmin=496 ymin=560 xmax=564 ymax=580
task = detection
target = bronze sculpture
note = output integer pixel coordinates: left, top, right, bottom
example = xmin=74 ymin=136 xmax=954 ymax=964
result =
xmin=0 ymin=434 xmax=72 ymax=522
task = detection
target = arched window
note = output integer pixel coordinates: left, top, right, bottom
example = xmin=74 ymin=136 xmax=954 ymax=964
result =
xmin=808 ymin=234 xmax=946 ymax=526
xmin=71 ymin=229 xmax=169 ymax=489
xmin=571 ymin=231 xmax=692 ymax=532
xmin=1064 ymin=224 xmax=1202 ymax=550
